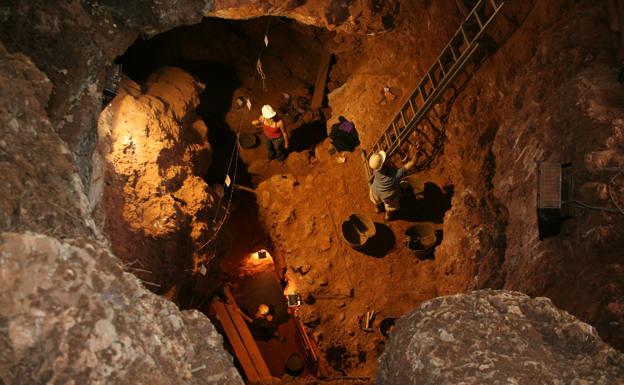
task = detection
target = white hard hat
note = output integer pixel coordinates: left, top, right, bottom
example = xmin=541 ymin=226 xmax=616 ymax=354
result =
xmin=261 ymin=104 xmax=276 ymax=119
xmin=368 ymin=151 xmax=386 ymax=171
xmin=258 ymin=304 xmax=270 ymax=316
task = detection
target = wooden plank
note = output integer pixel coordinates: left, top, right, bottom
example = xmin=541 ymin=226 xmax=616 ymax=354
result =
xmin=224 ymin=302 xmax=272 ymax=379
xmin=211 ymin=301 xmax=260 ymax=382
xmin=223 ymin=292 xmax=273 ymax=379
xmin=310 ymin=51 xmax=332 ymax=109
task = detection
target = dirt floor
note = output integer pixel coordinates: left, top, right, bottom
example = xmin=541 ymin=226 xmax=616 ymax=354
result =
xmin=214 ymin=1 xmax=624 ymax=381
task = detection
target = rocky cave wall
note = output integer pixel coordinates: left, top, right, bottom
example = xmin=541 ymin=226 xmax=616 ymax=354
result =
xmin=323 ymin=0 xmax=624 ymax=351
xmin=91 ymin=66 xmax=220 ymax=292
xmin=0 ymin=43 xmax=242 ymax=384
xmin=2 ymin=0 xmax=624 ymax=383
xmin=0 ymin=1 xmax=415 ymax=383
xmin=377 ymin=290 xmax=624 ymax=385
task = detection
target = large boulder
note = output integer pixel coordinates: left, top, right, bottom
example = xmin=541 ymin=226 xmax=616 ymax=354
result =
xmin=0 ymin=232 xmax=243 ymax=385
xmin=377 ymin=290 xmax=624 ymax=385
xmin=91 ymin=67 xmax=218 ymax=287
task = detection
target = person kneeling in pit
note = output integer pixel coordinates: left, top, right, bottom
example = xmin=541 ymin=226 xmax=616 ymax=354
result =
xmin=368 ymin=149 xmax=417 ymax=221
xmin=238 ymin=303 xmax=285 ymax=342
xmin=252 ymin=104 xmax=289 ymax=161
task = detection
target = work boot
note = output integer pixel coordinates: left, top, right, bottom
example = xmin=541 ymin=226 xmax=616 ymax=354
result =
xmin=375 ymin=203 xmax=385 ymax=213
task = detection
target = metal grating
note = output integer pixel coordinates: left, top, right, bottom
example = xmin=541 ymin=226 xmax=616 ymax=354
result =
xmin=538 ymin=162 xmax=562 ymax=209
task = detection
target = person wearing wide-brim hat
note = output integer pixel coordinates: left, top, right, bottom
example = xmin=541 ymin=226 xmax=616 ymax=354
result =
xmin=369 ymin=149 xmax=417 ymax=220
xmin=252 ymin=104 xmax=290 ymax=161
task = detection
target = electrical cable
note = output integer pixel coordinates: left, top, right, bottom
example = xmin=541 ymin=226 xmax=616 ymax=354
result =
xmin=608 ymin=168 xmax=624 ymax=216
xmin=196 ymin=18 xmax=274 ymax=258
xmin=325 ymin=199 xmax=356 ymax=297
xmin=186 ymin=19 xmax=275 ymax=308
xmin=570 ymin=167 xmax=624 ymax=217
xmin=572 ymin=200 xmax=619 ymax=213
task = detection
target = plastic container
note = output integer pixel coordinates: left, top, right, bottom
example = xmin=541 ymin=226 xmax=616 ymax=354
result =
xmin=340 ymin=213 xmax=376 ymax=249
xmin=404 ymin=222 xmax=437 ymax=258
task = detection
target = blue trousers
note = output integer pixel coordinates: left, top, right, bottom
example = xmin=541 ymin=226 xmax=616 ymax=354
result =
xmin=264 ymin=135 xmax=285 ymax=161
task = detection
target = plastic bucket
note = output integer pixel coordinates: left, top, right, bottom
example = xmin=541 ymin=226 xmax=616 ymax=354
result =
xmin=341 ymin=213 xmax=376 ymax=249
xmin=404 ymin=222 xmax=437 ymax=258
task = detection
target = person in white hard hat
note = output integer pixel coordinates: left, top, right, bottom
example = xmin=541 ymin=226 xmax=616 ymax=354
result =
xmin=369 ymin=149 xmax=417 ymax=220
xmin=252 ymin=104 xmax=290 ymax=161
xmin=236 ymin=303 xmax=284 ymax=341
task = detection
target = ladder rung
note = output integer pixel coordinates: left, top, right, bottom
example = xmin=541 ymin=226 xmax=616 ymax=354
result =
xmin=393 ymin=116 xmax=401 ymax=129
xmin=416 ymin=87 xmax=426 ymax=104
xmin=472 ymin=11 xmax=484 ymax=29
xmin=448 ymin=44 xmax=458 ymax=61
xmin=459 ymin=25 xmax=470 ymax=46
xmin=410 ymin=95 xmax=420 ymax=111
xmin=407 ymin=98 xmax=416 ymax=115
xmin=427 ymin=71 xmax=437 ymax=88
xmin=437 ymin=59 xmax=446 ymax=76
xmin=399 ymin=110 xmax=408 ymax=127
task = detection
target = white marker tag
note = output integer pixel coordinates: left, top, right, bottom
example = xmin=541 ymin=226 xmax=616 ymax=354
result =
xmin=225 ymin=174 xmax=231 ymax=187
xmin=246 ymin=98 xmax=252 ymax=110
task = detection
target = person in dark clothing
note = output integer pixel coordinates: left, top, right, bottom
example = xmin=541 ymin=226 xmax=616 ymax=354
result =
xmin=329 ymin=116 xmax=360 ymax=152
xmin=238 ymin=303 xmax=283 ymax=341
xmin=368 ymin=149 xmax=417 ymax=220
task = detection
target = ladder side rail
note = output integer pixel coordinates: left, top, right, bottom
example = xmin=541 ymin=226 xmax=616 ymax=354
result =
xmin=466 ymin=0 xmax=504 ymax=33
xmin=393 ymin=42 xmax=481 ymax=151
xmin=369 ymin=0 xmax=504 ymax=153
xmin=388 ymin=0 xmax=504 ymax=150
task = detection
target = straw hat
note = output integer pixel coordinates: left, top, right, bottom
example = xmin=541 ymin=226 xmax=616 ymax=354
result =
xmin=368 ymin=151 xmax=386 ymax=171
xmin=261 ymin=104 xmax=276 ymax=119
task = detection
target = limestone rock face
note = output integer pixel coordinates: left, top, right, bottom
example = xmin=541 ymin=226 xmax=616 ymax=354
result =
xmin=0 ymin=42 xmax=97 ymax=239
xmin=377 ymin=290 xmax=624 ymax=385
xmin=92 ymin=67 xmax=218 ymax=286
xmin=0 ymin=232 xmax=243 ymax=385
xmin=0 ymin=20 xmax=241 ymax=385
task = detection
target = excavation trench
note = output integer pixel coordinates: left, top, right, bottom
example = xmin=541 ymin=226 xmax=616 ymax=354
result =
xmin=97 ymin=15 xmax=342 ymax=381
xmin=97 ymin=14 xmax=456 ymax=380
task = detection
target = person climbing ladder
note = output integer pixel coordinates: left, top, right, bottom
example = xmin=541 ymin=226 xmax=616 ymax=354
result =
xmin=369 ymin=148 xmax=418 ymax=221
xmin=252 ymin=104 xmax=290 ymax=161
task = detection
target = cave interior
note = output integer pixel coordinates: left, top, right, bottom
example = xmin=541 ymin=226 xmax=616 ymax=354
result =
xmin=2 ymin=0 xmax=624 ymax=384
